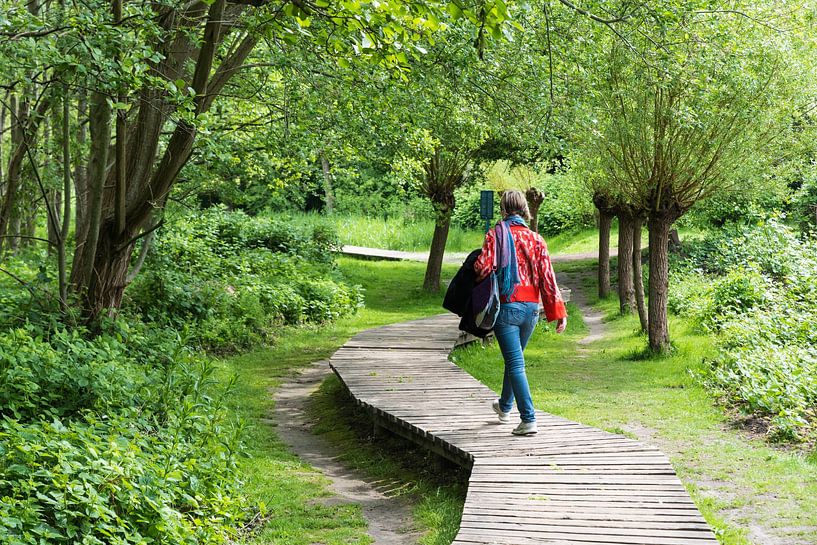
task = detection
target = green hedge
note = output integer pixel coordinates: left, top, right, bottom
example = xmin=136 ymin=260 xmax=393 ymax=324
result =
xmin=0 ymin=207 xmax=366 ymax=543
xmin=669 ymin=218 xmax=817 ymax=440
xmin=127 ymin=208 xmax=363 ymax=352
xmin=0 ymin=323 xmax=243 ymax=544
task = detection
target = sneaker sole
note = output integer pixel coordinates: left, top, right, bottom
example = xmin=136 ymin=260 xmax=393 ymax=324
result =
xmin=512 ymin=430 xmax=538 ymax=436
xmin=492 ymin=403 xmax=510 ymax=424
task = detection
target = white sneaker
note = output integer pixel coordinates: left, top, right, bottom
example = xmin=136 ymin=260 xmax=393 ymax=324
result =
xmin=492 ymin=400 xmax=510 ymax=423
xmin=512 ymin=421 xmax=538 ymax=436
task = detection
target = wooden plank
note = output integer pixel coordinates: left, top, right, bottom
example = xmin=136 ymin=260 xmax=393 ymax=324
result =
xmin=328 ymin=313 xmax=718 ymax=544
xmin=454 ymin=528 xmax=718 ymax=545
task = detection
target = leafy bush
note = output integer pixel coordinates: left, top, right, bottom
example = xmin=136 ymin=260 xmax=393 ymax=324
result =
xmin=535 ymin=174 xmax=595 ymax=235
xmin=127 ymin=208 xmax=362 ymax=352
xmin=0 ymin=323 xmax=244 ymax=544
xmin=0 ymin=207 xmax=369 ymax=543
xmin=452 ymin=185 xmax=499 ymax=230
xmin=670 ymin=218 xmax=817 ymax=440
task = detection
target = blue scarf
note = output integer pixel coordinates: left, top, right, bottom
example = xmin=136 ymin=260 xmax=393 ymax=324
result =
xmin=495 ymin=214 xmax=527 ymax=298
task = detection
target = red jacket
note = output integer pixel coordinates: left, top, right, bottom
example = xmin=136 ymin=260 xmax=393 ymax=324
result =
xmin=474 ymin=225 xmax=567 ymax=322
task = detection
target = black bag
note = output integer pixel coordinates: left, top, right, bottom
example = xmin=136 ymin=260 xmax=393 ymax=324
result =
xmin=443 ymin=249 xmax=482 ymax=316
xmin=443 ymin=231 xmax=500 ymax=338
xmin=471 ymin=270 xmax=500 ymax=330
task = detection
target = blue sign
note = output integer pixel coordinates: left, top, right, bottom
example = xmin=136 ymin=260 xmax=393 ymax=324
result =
xmin=479 ymin=190 xmax=494 ymax=220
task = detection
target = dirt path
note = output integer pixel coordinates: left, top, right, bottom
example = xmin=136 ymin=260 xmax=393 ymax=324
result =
xmin=557 ymin=271 xmax=606 ymax=347
xmin=273 ymin=359 xmax=421 ymax=545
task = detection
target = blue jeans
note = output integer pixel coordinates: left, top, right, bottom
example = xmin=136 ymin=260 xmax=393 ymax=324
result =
xmin=494 ymin=302 xmax=539 ymax=423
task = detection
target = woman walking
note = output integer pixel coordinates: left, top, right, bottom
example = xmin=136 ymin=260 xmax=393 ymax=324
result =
xmin=474 ymin=190 xmax=568 ymax=436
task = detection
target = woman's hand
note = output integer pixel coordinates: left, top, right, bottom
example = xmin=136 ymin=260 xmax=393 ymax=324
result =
xmin=555 ymin=317 xmax=567 ymax=334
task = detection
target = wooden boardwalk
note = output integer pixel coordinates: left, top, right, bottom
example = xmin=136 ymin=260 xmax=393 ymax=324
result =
xmin=340 ymin=244 xmax=624 ymax=265
xmin=329 ymin=314 xmax=718 ymax=545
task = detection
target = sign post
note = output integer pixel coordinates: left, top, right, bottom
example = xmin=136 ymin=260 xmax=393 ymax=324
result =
xmin=479 ymin=190 xmax=494 ymax=233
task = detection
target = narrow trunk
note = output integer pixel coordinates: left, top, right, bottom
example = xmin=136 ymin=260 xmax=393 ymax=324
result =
xmin=70 ymin=91 xmax=111 ymax=299
xmin=47 ymin=190 xmax=61 ymax=252
xmin=423 ymin=208 xmax=452 ymax=292
xmin=320 ymin=150 xmax=335 ymax=214
xmin=617 ymin=211 xmax=635 ymax=314
xmin=0 ymin=94 xmax=27 ymax=253
xmin=0 ymin=91 xmax=6 ymax=187
xmin=8 ymin=216 xmax=20 ymax=252
xmin=113 ymin=0 xmax=126 ymax=235
xmin=74 ymin=93 xmax=88 ymax=240
xmin=632 ymin=215 xmax=647 ymax=332
xmin=59 ymin=89 xmax=71 ymax=309
xmin=647 ymin=216 xmax=672 ymax=353
xmin=0 ymin=93 xmax=51 ymax=252
xmin=525 ymin=187 xmax=545 ymax=233
xmin=22 ymin=200 xmax=36 ymax=246
xmin=126 ymin=227 xmax=156 ymax=284
xmin=669 ymin=229 xmax=682 ymax=253
xmin=598 ymin=211 xmax=612 ymax=298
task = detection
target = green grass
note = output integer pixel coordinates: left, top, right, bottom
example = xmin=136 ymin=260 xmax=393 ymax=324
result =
xmin=285 ymin=211 xmax=606 ymax=255
xmin=218 ymin=258 xmax=465 ymax=544
xmin=452 ymin=270 xmax=817 ymax=545
xmin=308 ymin=376 xmax=469 ymax=545
xmin=321 ymin=214 xmax=700 ymax=257
xmin=333 ymin=214 xmax=485 ymax=253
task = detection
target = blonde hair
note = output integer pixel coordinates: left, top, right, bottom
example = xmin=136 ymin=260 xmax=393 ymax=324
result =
xmin=500 ymin=189 xmax=531 ymax=222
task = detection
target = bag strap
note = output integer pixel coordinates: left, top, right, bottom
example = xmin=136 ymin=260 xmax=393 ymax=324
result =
xmin=492 ymin=226 xmax=499 ymax=272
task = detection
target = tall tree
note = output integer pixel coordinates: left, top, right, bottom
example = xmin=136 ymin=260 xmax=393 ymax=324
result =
xmin=576 ymin=2 xmax=811 ymax=352
xmin=1 ymin=0 xmax=515 ymax=317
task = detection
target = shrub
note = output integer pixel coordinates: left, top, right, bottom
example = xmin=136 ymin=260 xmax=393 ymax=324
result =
xmin=671 ymin=219 xmax=817 ymax=440
xmin=0 ymin=324 xmax=244 ymax=544
xmin=126 ymin=208 xmax=362 ymax=352
xmin=535 ymin=174 xmax=595 ymax=235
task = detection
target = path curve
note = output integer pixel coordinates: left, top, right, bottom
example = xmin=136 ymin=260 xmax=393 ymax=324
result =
xmin=329 ymin=315 xmax=719 ymax=545
xmin=558 ymin=271 xmax=607 ymax=346
xmin=273 ymin=359 xmax=421 ymax=544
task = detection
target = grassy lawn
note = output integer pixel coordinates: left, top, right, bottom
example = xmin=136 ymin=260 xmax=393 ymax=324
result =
xmin=331 ymin=213 xmax=608 ymax=255
xmin=452 ymin=269 xmax=817 ymax=545
xmin=218 ymin=258 xmax=466 ymax=544
xmin=217 ymin=249 xmax=814 ymax=545
xmin=319 ymin=213 xmax=700 ymax=257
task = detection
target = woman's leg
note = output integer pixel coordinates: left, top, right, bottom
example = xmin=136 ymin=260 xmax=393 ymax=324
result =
xmin=494 ymin=304 xmax=536 ymax=422
xmin=518 ymin=303 xmax=540 ymax=350
xmin=494 ymin=319 xmax=519 ymax=414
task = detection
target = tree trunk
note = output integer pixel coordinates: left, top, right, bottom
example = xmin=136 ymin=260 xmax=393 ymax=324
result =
xmin=47 ymin=190 xmax=61 ymax=252
xmin=668 ymin=229 xmax=682 ymax=253
xmin=59 ymin=89 xmax=71 ymax=309
xmin=647 ymin=215 xmax=672 ymax=353
xmin=423 ymin=207 xmax=452 ymax=292
xmin=126 ymin=224 xmax=157 ymax=284
xmin=74 ymin=93 xmax=88 ymax=241
xmin=617 ymin=211 xmax=635 ymax=314
xmin=597 ymin=210 xmax=612 ymax=299
xmin=525 ymin=187 xmax=545 ymax=233
xmin=320 ymin=149 xmax=335 ymax=214
xmin=0 ymin=94 xmax=26 ymax=253
xmin=0 ymin=91 xmax=6 ymax=189
xmin=70 ymin=91 xmax=111 ymax=301
xmin=0 ymin=93 xmax=51 ymax=253
xmin=86 ymin=226 xmax=141 ymax=317
xmin=632 ymin=215 xmax=647 ymax=332
xmin=8 ymin=216 xmax=20 ymax=252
